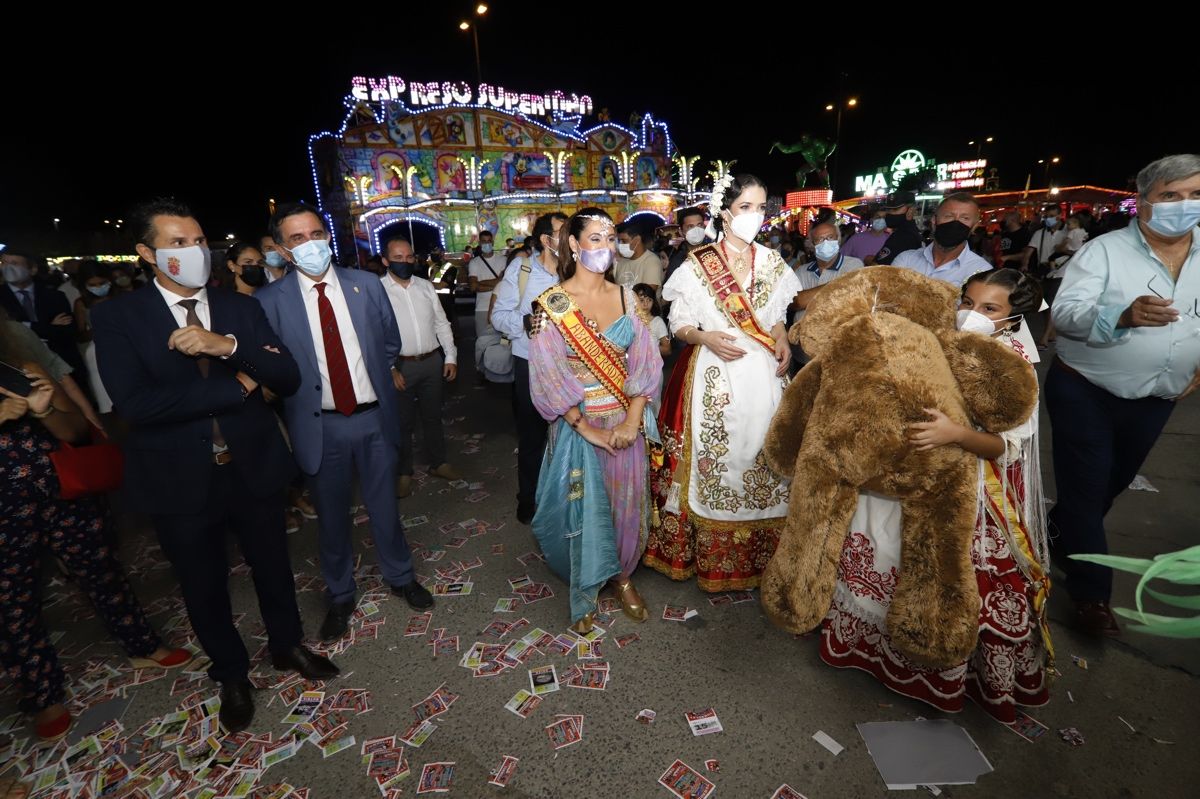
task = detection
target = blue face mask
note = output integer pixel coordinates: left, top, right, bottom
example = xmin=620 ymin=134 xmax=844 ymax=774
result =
xmin=264 ymin=250 xmax=286 ymax=269
xmin=87 ymin=283 xmax=111 ymax=297
xmin=1043 ymin=217 xmax=1059 ymax=228
xmin=288 ymin=239 xmax=332 ymax=276
xmin=871 ymin=218 xmax=887 ymax=232
xmin=814 ymin=239 xmax=840 ymax=262
xmin=481 ymin=242 xmax=494 ymax=255
xmin=1146 ymin=198 xmax=1200 ymax=238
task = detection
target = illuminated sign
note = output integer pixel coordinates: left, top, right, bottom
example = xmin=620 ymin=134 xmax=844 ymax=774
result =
xmin=784 ymin=189 xmax=834 ymax=209
xmin=855 ymin=150 xmax=986 ymax=195
xmin=350 ymin=76 xmax=594 ymax=116
xmin=934 ymin=159 xmax=986 ymax=191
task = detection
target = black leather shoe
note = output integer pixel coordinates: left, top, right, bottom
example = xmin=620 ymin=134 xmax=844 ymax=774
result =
xmin=271 ymin=646 xmax=340 ymax=681
xmin=516 ymin=501 xmax=536 ymax=525
xmin=320 ymin=602 xmax=355 ymax=642
xmin=392 ymin=581 xmax=434 ymax=610
xmin=218 ymin=680 xmax=255 ymax=733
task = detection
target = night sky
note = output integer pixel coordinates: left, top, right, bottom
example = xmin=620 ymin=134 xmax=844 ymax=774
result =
xmin=0 ymin=14 xmax=1183 ymax=256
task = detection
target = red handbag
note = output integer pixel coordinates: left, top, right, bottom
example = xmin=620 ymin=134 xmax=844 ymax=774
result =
xmin=48 ymin=428 xmax=124 ymax=499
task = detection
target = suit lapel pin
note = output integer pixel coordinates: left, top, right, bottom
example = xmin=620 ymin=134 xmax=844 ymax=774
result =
xmin=353 ymin=286 xmax=360 ymax=294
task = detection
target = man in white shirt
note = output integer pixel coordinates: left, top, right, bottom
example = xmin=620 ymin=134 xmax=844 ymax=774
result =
xmin=1026 ymin=205 xmax=1067 ymax=274
xmin=614 ymin=216 xmax=664 ymax=291
xmin=1048 ymin=154 xmax=1200 ymax=636
xmin=892 ymin=192 xmax=990 ymax=288
xmin=380 ymin=236 xmax=460 ymax=498
xmin=467 ymin=230 xmax=506 ymax=337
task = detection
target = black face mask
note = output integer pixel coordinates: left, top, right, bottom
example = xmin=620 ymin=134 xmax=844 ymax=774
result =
xmin=388 ymin=261 xmax=415 ymax=280
xmin=933 ymin=220 xmax=971 ymax=249
xmin=239 ymin=265 xmax=267 ymax=287
xmin=885 ymin=213 xmax=907 ymax=228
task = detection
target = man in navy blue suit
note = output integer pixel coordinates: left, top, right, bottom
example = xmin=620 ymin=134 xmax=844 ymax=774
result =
xmin=1 ymin=249 xmax=87 ymax=379
xmin=93 ymin=199 xmax=337 ymax=733
xmin=255 ymin=203 xmax=433 ymax=642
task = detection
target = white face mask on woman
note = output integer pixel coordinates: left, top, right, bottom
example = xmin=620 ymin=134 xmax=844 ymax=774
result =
xmin=727 ymin=211 xmax=765 ymax=243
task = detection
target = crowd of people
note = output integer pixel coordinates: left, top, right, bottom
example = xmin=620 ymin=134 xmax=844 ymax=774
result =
xmin=2 ymin=153 xmax=1197 ymax=747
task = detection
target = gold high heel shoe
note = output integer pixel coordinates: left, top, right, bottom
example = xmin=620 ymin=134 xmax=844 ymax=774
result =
xmin=569 ymin=613 xmax=595 ymax=635
xmin=615 ymin=578 xmax=649 ymax=623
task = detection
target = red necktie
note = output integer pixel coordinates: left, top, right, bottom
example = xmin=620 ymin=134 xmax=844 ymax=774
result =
xmin=314 ymin=283 xmax=358 ymax=416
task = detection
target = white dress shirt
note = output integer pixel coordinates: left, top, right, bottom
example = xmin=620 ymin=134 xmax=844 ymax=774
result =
xmin=1053 ymin=223 xmax=1200 ymax=400
xmin=380 ymin=274 xmax=457 ymax=365
xmin=300 ymin=268 xmax=377 ymax=408
xmin=154 ymin=278 xmax=214 ymax=329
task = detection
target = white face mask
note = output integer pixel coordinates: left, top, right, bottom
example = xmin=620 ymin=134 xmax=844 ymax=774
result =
xmin=727 ymin=211 xmax=765 ymax=243
xmin=684 ymin=227 xmax=707 ymax=246
xmin=871 ymin=218 xmax=888 ymax=232
xmin=617 ymin=242 xmax=635 ymax=259
xmin=155 ymin=245 xmax=212 ymax=289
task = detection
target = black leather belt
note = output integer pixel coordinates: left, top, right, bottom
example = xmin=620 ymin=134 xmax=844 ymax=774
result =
xmin=398 ymin=348 xmax=442 ymax=362
xmin=322 ymin=401 xmax=379 ymax=415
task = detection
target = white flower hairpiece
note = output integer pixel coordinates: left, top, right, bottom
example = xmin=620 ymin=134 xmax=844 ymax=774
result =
xmin=578 ymin=213 xmax=613 ymax=230
xmin=705 ymin=173 xmax=736 ymax=239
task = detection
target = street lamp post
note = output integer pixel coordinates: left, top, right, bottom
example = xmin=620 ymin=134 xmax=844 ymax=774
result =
xmin=1037 ymin=156 xmax=1061 ymax=188
xmin=825 ymin=97 xmax=857 ymax=196
xmin=967 ymin=136 xmax=994 ymax=160
xmin=459 ymin=4 xmax=488 ymax=86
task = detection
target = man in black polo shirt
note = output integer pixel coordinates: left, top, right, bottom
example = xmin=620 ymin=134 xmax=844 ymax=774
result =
xmin=871 ymin=191 xmax=922 ymax=265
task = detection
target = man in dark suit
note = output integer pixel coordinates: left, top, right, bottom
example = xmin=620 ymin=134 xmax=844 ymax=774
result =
xmin=93 ymin=198 xmax=337 ymax=733
xmin=255 ymin=203 xmax=433 ymax=642
xmin=1 ymin=249 xmax=86 ymax=378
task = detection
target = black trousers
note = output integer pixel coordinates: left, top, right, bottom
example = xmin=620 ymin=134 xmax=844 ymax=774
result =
xmin=152 ymin=463 xmax=304 ymax=683
xmin=512 ymin=357 xmax=548 ymax=509
xmin=1045 ymin=361 xmax=1175 ymax=602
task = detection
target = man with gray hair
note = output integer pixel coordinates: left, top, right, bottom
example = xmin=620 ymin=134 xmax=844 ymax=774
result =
xmin=1048 ymin=153 xmax=1200 ymax=636
xmin=891 ymin=192 xmax=990 ymax=286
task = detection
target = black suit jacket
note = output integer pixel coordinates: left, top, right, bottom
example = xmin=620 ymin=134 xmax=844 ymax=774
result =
xmin=92 ymin=283 xmax=302 ymax=515
xmin=0 ymin=283 xmax=84 ymax=374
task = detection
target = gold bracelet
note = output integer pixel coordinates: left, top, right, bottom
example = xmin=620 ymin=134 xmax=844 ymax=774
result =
xmin=28 ymin=406 xmax=57 ymax=419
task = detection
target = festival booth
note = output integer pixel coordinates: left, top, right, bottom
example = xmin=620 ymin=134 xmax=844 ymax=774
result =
xmin=972 ymin=185 xmax=1135 ymax=225
xmin=308 ymin=76 xmax=698 ymax=264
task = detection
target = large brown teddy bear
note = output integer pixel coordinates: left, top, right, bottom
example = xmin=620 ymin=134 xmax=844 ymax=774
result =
xmin=760 ymin=267 xmax=1038 ymax=669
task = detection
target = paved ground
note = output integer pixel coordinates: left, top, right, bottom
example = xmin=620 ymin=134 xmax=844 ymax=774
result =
xmin=4 ymin=315 xmax=1199 ymax=798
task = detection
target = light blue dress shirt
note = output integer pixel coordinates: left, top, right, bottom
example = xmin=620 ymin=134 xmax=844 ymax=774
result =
xmin=1053 ymin=223 xmax=1200 ymax=400
xmin=490 ymin=252 xmax=559 ymax=360
xmin=892 ymin=242 xmax=991 ymax=288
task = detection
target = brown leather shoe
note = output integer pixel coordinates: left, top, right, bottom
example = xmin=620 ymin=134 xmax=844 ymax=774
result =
xmin=430 ymin=463 xmax=461 ymax=481
xmin=1074 ymin=601 xmax=1120 ymax=637
xmin=292 ymin=494 xmax=318 ymax=519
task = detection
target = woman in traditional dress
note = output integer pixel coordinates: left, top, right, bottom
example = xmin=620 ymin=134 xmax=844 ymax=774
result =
xmin=819 ymin=268 xmax=1052 ymax=723
xmin=643 ymin=174 xmax=802 ymax=591
xmin=528 ymin=208 xmax=663 ymax=633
